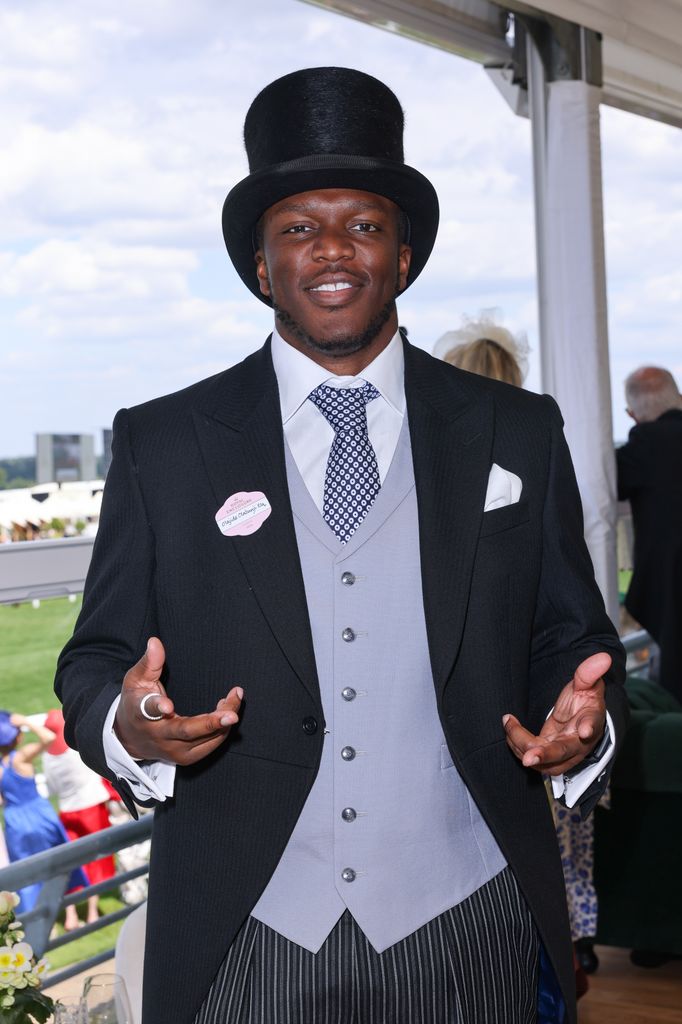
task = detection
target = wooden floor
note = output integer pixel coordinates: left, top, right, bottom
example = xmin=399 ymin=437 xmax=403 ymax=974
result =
xmin=579 ymin=946 xmax=682 ymax=1023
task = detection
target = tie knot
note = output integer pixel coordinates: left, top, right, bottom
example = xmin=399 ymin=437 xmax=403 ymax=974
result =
xmin=308 ymin=382 xmax=380 ymax=435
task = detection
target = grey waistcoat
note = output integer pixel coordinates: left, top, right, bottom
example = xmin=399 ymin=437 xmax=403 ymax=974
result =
xmin=251 ymin=417 xmax=507 ymax=953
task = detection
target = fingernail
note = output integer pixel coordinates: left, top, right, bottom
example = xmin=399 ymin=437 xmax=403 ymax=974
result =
xmin=220 ymin=713 xmax=236 ymax=727
xmin=235 ymin=687 xmax=244 ymax=700
xmin=502 ymin=714 xmax=510 ymax=726
xmin=525 ymin=755 xmax=540 ymax=766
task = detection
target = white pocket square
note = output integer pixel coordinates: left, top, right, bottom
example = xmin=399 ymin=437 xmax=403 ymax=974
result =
xmin=484 ymin=463 xmax=523 ymax=511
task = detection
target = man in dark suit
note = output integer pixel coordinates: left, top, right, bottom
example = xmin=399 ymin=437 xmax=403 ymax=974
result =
xmin=618 ymin=365 xmax=682 ymax=701
xmin=56 ymin=68 xmax=626 ymax=1024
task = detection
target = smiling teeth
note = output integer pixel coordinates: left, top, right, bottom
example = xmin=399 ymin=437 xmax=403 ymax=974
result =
xmin=311 ymin=281 xmax=353 ymax=292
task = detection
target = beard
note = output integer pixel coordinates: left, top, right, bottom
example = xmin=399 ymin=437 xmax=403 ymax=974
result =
xmin=273 ymin=297 xmax=397 ymax=359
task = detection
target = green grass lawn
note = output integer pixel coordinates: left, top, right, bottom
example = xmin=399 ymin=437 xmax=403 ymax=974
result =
xmin=0 ymin=595 xmax=83 ymax=714
xmin=0 ymin=595 xmax=129 ymax=971
xmin=618 ymin=568 xmax=632 ymax=602
xmin=47 ymin=893 xmax=126 ymax=973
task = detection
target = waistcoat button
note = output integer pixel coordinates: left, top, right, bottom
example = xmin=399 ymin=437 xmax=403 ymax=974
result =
xmin=342 ymin=627 xmax=356 ymax=642
xmin=341 ymin=687 xmax=357 ymax=702
xmin=341 ymin=807 xmax=357 ymax=822
xmin=341 ymin=572 xmax=356 ymax=586
xmin=341 ymin=746 xmax=356 ymax=761
xmin=341 ymin=868 xmax=356 ymax=883
xmin=301 ymin=716 xmax=318 ymax=735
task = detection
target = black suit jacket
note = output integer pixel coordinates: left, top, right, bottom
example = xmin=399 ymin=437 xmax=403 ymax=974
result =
xmin=617 ymin=408 xmax=682 ymax=697
xmin=56 ymin=338 xmax=627 ymax=1024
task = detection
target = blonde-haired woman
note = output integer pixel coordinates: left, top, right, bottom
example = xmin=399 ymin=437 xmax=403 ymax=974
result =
xmin=433 ymin=309 xmax=529 ymax=388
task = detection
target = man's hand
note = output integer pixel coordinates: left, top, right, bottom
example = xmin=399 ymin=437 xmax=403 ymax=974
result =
xmin=502 ymin=652 xmax=611 ymax=776
xmin=114 ymin=637 xmax=243 ymax=765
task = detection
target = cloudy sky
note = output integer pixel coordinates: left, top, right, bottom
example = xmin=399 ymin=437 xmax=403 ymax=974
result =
xmin=2 ymin=0 xmax=681 ymax=458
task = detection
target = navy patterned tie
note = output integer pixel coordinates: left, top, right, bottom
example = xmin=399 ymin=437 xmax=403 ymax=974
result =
xmin=308 ymin=382 xmax=381 ymax=544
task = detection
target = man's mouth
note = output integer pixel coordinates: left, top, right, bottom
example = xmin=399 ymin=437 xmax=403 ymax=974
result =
xmin=309 ymin=281 xmax=354 ymax=293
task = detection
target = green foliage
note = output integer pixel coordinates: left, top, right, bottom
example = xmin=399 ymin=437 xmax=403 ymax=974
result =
xmin=0 ymin=597 xmax=82 ymax=716
xmin=618 ymin=569 xmax=633 ymax=601
xmin=0 ymin=459 xmax=36 ymax=490
xmin=0 ymin=989 xmax=54 ymax=1023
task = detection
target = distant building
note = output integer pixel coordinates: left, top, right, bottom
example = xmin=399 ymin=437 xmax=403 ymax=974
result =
xmin=35 ymin=433 xmax=96 ymax=484
xmin=102 ymin=428 xmax=113 ymax=478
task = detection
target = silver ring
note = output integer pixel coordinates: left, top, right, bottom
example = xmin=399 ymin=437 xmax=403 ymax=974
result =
xmin=139 ymin=693 xmax=164 ymax=721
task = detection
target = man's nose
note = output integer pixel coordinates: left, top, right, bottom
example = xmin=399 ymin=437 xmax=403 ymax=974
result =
xmin=311 ymin=226 xmax=354 ymax=262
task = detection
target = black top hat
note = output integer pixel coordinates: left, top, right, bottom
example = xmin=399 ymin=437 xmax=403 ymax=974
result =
xmin=222 ymin=67 xmax=439 ymax=304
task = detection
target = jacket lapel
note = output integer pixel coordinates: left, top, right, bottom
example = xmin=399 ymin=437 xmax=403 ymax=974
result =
xmin=191 ymin=340 xmax=320 ymax=707
xmin=405 ymin=341 xmax=494 ymax=698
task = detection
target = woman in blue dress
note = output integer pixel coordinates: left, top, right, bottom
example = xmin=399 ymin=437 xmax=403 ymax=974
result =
xmin=0 ymin=710 xmax=87 ymax=918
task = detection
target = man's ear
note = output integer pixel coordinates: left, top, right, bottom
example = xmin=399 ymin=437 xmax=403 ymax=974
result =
xmin=255 ymin=252 xmax=271 ymax=299
xmin=396 ymin=244 xmax=412 ymax=294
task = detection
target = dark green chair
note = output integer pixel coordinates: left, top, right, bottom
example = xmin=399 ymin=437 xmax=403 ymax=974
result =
xmin=594 ymin=675 xmax=682 ymax=954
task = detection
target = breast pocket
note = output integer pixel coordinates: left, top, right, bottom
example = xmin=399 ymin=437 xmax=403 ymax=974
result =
xmin=479 ymin=499 xmax=529 ymax=538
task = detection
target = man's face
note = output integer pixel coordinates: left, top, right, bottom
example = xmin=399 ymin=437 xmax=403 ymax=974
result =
xmin=255 ymin=188 xmax=411 ymax=368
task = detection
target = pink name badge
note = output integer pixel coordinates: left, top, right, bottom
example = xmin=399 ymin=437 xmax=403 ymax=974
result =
xmin=215 ymin=491 xmax=272 ymax=537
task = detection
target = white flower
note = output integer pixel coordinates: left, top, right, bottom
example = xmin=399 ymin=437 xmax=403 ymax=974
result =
xmin=0 ymin=948 xmax=14 ymax=972
xmin=8 ymin=942 xmax=34 ymax=972
xmin=0 ymin=893 xmax=19 ymax=917
xmin=33 ymin=958 xmax=49 ymax=977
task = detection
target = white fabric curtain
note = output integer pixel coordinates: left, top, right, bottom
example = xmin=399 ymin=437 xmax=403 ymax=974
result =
xmin=536 ymin=79 xmax=619 ymax=625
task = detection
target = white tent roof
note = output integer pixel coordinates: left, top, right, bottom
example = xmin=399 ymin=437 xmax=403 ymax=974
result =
xmin=0 ymin=482 xmax=103 ymax=530
xmin=303 ymin=0 xmax=682 ymax=126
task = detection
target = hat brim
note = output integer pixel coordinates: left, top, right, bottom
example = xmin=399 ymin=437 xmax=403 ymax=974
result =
xmin=0 ymin=724 xmax=19 ymax=747
xmin=222 ymin=154 xmax=439 ymax=305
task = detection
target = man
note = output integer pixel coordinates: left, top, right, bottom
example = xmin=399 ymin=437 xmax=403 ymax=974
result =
xmin=617 ymin=365 xmax=682 ymax=702
xmin=56 ymin=68 xmax=626 ymax=1024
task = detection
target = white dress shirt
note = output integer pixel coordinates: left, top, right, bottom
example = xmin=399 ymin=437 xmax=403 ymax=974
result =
xmin=103 ymin=326 xmax=613 ymax=807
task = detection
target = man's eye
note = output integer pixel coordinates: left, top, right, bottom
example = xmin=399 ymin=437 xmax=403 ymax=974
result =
xmin=351 ymin=222 xmax=378 ymax=232
xmin=283 ymin=224 xmax=312 ymax=234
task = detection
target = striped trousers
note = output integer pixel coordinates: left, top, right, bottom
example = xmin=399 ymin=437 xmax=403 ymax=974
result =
xmin=194 ymin=867 xmax=539 ymax=1024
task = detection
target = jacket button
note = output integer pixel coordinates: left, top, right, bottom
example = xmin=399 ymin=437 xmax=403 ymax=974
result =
xmin=341 ymin=687 xmax=357 ymax=702
xmin=302 ymin=716 xmax=318 ymax=735
xmin=341 ymin=746 xmax=356 ymax=761
xmin=342 ymin=627 xmax=356 ymax=642
xmin=341 ymin=571 xmax=356 ymax=586
xmin=341 ymin=868 xmax=356 ymax=883
xmin=341 ymin=807 xmax=357 ymax=822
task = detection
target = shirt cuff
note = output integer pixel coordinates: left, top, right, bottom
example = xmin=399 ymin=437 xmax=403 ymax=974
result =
xmin=103 ymin=695 xmax=176 ymax=802
xmin=550 ymin=711 xmax=615 ymax=808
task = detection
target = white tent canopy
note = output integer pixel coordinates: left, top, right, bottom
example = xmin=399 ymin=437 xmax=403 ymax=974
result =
xmin=0 ymin=482 xmax=103 ymax=531
xmin=304 ymin=0 xmax=682 ymax=126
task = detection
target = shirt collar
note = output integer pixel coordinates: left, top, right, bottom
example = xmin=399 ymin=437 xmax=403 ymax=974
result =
xmin=271 ymin=326 xmax=406 ymax=425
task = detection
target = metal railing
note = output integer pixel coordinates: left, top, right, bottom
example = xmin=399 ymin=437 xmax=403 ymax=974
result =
xmin=0 ymin=535 xmax=96 ymax=604
xmin=0 ymin=814 xmax=152 ymax=990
